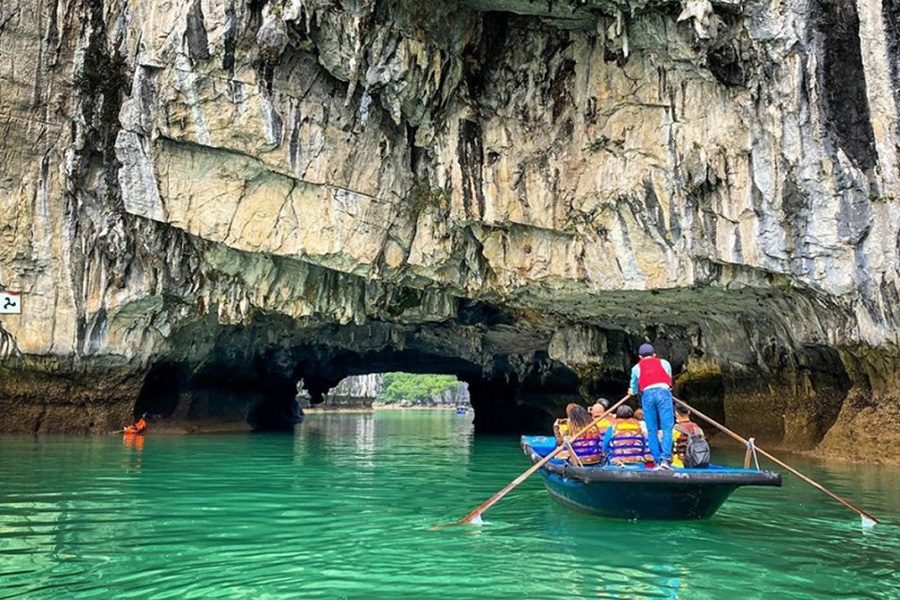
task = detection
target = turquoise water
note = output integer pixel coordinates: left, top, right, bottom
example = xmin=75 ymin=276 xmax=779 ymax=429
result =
xmin=1 ymin=410 xmax=898 ymax=599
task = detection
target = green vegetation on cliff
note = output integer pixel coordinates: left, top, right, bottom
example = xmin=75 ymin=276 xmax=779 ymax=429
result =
xmin=377 ymin=372 xmax=459 ymax=405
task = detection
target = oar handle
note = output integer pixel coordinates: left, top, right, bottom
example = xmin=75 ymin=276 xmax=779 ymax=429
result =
xmin=457 ymin=394 xmax=631 ymax=524
xmin=673 ymin=397 xmax=879 ymax=525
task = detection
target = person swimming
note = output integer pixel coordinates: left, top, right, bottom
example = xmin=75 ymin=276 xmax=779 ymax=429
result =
xmin=123 ymin=413 xmax=149 ymax=434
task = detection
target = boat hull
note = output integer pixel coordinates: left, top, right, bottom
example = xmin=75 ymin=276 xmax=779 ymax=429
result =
xmin=523 ymin=436 xmax=781 ymax=520
xmin=539 ymin=471 xmax=743 ymax=519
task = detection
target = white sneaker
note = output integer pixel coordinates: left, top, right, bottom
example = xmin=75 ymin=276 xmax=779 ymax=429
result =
xmin=654 ymin=461 xmax=673 ymax=471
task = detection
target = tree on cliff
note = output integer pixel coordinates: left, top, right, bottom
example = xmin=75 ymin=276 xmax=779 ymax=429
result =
xmin=377 ymin=373 xmax=460 ymax=405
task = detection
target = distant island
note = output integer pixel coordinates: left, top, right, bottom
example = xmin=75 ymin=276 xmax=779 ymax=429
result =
xmin=299 ymin=373 xmax=470 ymax=410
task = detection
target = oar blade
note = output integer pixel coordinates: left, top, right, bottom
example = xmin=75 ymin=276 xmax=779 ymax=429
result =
xmin=861 ymin=515 xmax=878 ymax=530
xmin=457 ymin=510 xmax=485 ymax=526
xmin=431 ymin=512 xmax=485 ymax=530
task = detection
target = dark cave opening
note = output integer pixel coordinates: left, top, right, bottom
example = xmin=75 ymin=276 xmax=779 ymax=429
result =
xmin=134 ymin=361 xmax=181 ymax=419
xmin=132 ymin=327 xmax=609 ymax=435
xmin=290 ymin=347 xmax=563 ymax=434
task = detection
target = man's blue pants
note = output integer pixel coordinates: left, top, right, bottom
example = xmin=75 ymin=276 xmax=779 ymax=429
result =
xmin=641 ymin=387 xmax=674 ymax=462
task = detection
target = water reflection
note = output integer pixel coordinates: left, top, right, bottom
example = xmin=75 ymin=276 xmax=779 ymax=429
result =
xmin=122 ymin=434 xmax=144 ymax=474
xmin=297 ymin=410 xmax=474 ymax=467
xmin=0 ymin=415 xmax=898 ymax=599
xmin=122 ymin=434 xmax=144 ymax=451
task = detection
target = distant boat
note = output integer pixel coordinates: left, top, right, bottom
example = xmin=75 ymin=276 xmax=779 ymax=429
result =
xmin=522 ymin=436 xmax=782 ymax=520
xmin=455 ymin=406 xmax=468 ymax=415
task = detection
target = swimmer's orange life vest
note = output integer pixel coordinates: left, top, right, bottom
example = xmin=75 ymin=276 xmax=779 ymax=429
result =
xmin=124 ymin=418 xmax=147 ymax=434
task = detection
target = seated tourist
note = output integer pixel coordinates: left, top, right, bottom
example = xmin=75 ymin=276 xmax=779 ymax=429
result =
xmin=557 ymin=403 xmax=603 ymax=465
xmin=634 ymin=408 xmax=648 ymax=436
xmin=553 ymin=417 xmax=569 ymax=444
xmin=590 ymin=398 xmax=615 ymax=431
xmin=554 ymin=400 xmax=598 ymax=443
xmin=672 ymin=405 xmax=709 ymax=468
xmin=602 ymin=406 xmax=653 ymax=466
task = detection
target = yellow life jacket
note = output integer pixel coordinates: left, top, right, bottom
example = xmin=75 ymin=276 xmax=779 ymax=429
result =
xmin=608 ymin=419 xmax=651 ymax=464
xmin=672 ymin=422 xmax=703 ymax=468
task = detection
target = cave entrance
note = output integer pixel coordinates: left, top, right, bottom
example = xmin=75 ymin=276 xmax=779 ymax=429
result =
xmin=134 ymin=312 xmax=641 ymax=436
xmin=292 ymin=353 xmax=555 ymax=435
xmin=135 ymin=338 xmax=586 ymax=434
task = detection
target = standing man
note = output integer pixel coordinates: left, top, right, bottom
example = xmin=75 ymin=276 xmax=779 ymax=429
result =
xmin=629 ymin=343 xmax=674 ymax=469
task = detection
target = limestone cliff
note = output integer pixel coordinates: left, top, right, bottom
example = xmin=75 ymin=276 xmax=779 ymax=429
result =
xmin=1 ymin=0 xmax=899 ymax=459
xmin=300 ymin=373 xmax=383 ymax=408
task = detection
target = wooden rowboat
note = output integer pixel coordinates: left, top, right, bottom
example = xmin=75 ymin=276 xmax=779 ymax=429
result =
xmin=522 ymin=436 xmax=782 ymax=520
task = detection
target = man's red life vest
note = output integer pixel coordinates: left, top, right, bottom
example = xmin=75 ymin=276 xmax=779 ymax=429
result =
xmin=637 ymin=357 xmax=672 ymax=391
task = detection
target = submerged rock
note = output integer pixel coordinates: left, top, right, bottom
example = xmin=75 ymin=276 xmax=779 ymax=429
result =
xmin=1 ymin=0 xmax=899 ymax=458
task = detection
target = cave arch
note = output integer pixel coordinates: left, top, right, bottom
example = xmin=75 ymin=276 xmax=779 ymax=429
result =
xmin=131 ymin=308 xmax=646 ymax=434
xmin=124 ymin=290 xmax=853 ymax=450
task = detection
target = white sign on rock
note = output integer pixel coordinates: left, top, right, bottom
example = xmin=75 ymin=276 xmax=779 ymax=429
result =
xmin=0 ymin=292 xmax=22 ymax=314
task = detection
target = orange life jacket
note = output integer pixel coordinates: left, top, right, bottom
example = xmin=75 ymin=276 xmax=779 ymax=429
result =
xmin=595 ymin=417 xmax=614 ymax=431
xmin=558 ymin=424 xmax=603 ymax=465
xmin=556 ymin=417 xmax=614 ymax=438
xmin=607 ymin=419 xmax=652 ymax=464
xmin=554 ymin=416 xmax=611 ymax=466
xmin=124 ymin=418 xmax=147 ymax=434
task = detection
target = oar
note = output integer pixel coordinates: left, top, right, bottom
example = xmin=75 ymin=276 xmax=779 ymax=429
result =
xmin=454 ymin=394 xmax=631 ymax=525
xmin=674 ymin=397 xmax=879 ymax=527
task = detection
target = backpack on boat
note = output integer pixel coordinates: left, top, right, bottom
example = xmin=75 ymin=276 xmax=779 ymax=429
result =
xmin=677 ymin=425 xmax=710 ymax=468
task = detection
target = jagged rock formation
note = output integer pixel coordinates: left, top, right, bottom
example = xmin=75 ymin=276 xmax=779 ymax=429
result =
xmin=1 ymin=0 xmax=899 ymax=458
xmin=435 ymin=380 xmax=472 ymax=407
xmin=300 ymin=373 xmax=383 ymax=408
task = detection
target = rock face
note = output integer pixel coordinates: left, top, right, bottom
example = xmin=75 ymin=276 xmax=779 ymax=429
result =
xmin=300 ymin=373 xmax=383 ymax=409
xmin=1 ymin=0 xmax=899 ymax=458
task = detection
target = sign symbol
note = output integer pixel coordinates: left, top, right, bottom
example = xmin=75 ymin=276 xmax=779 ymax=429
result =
xmin=0 ymin=292 xmax=21 ymax=314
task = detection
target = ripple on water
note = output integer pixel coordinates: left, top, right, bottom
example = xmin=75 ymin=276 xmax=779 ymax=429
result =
xmin=1 ymin=414 xmax=899 ymax=599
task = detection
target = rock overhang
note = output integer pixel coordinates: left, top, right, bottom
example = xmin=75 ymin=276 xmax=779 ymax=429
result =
xmin=115 ymin=0 xmax=892 ymax=302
